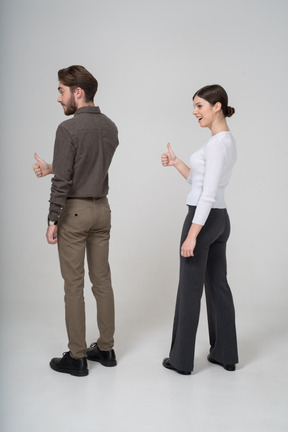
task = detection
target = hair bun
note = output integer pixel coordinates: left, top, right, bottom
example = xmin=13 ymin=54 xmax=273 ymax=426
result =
xmin=226 ymin=106 xmax=235 ymax=117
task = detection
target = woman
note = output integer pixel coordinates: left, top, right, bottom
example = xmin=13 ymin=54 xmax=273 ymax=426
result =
xmin=161 ymin=84 xmax=238 ymax=375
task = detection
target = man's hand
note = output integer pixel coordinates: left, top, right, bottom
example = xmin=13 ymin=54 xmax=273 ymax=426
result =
xmin=33 ymin=153 xmax=52 ymax=178
xmin=46 ymin=225 xmax=58 ymax=244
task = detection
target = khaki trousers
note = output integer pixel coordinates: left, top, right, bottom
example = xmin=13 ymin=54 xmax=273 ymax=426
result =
xmin=57 ymin=197 xmax=115 ymax=359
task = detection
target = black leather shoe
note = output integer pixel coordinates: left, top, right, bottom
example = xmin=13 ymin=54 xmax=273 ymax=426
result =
xmin=162 ymin=358 xmax=191 ymax=375
xmin=50 ymin=352 xmax=88 ymax=376
xmin=86 ymin=343 xmax=117 ymax=367
xmin=207 ymin=354 xmax=236 ymax=371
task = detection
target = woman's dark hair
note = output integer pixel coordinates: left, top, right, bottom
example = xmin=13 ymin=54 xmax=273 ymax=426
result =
xmin=193 ymin=84 xmax=235 ymax=117
xmin=58 ymin=65 xmax=98 ymax=102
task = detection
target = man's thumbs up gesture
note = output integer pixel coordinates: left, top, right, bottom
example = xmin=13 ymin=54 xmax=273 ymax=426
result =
xmin=32 ymin=153 xmax=53 ymax=178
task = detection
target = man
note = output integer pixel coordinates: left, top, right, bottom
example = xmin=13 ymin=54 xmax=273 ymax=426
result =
xmin=33 ymin=65 xmax=119 ymax=377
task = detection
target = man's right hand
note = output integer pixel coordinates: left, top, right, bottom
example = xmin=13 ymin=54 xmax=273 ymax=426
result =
xmin=33 ymin=153 xmax=52 ymax=177
xmin=46 ymin=225 xmax=58 ymax=245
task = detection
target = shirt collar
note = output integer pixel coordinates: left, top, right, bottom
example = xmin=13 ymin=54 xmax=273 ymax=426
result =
xmin=74 ymin=106 xmax=101 ymax=116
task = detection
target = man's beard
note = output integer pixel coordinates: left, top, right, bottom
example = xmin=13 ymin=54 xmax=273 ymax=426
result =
xmin=63 ymin=93 xmax=77 ymax=115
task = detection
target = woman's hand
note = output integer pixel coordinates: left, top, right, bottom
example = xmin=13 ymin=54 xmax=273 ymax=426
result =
xmin=181 ymin=223 xmax=202 ymax=257
xmin=33 ymin=153 xmax=53 ymax=178
xmin=181 ymin=236 xmax=197 ymax=257
xmin=161 ymin=143 xmax=177 ymax=167
xmin=161 ymin=144 xmax=190 ymax=179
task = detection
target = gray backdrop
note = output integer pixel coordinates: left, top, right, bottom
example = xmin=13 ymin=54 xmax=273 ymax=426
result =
xmin=0 ymin=0 xmax=287 ymax=366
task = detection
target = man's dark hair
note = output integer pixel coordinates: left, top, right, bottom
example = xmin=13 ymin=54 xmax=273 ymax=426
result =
xmin=58 ymin=65 xmax=98 ymax=102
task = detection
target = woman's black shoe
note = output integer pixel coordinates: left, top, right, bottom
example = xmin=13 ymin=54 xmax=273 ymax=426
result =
xmin=207 ymin=354 xmax=236 ymax=371
xmin=162 ymin=358 xmax=191 ymax=375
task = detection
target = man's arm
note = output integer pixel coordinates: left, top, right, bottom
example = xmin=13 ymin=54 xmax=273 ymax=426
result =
xmin=47 ymin=124 xmax=75 ymax=237
xmin=33 ymin=153 xmax=53 ymax=177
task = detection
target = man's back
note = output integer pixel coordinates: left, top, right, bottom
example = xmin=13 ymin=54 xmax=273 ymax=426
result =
xmin=49 ymin=106 xmax=118 ymax=220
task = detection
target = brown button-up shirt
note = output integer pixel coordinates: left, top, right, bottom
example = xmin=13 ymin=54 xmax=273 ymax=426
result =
xmin=48 ymin=106 xmax=119 ymax=221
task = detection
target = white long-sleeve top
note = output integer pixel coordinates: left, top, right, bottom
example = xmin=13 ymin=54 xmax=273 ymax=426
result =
xmin=186 ymin=131 xmax=237 ymax=226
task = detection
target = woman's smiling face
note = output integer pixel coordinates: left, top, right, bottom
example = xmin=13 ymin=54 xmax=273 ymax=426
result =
xmin=193 ymin=96 xmax=219 ymax=129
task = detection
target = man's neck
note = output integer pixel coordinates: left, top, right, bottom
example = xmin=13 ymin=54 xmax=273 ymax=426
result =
xmin=77 ymin=101 xmax=95 ymax=109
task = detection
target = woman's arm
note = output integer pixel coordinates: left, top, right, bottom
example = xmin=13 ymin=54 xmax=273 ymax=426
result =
xmin=192 ymin=139 xmax=226 ymax=225
xmin=161 ymin=143 xmax=190 ymax=179
xmin=33 ymin=153 xmax=53 ymax=177
xmin=162 ymin=142 xmax=201 ymax=256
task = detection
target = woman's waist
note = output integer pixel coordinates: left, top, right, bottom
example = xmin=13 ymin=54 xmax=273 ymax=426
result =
xmin=186 ymin=192 xmax=226 ymax=208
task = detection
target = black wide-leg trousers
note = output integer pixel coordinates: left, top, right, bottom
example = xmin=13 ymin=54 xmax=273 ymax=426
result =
xmin=169 ymin=206 xmax=238 ymax=372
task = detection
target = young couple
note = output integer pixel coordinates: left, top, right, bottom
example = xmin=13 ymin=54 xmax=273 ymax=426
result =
xmin=33 ymin=65 xmax=238 ymax=377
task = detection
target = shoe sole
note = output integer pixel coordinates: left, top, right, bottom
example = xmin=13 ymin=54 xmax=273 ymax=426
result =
xmin=50 ymin=362 xmax=89 ymax=376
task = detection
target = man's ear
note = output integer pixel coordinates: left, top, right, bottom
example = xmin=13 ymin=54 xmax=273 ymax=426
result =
xmin=74 ymin=87 xmax=84 ymax=101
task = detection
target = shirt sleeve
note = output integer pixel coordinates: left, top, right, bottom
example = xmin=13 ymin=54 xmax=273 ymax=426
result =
xmin=48 ymin=124 xmax=76 ymax=221
xmin=186 ymin=169 xmax=192 ymax=185
xmin=192 ymin=138 xmax=226 ymax=225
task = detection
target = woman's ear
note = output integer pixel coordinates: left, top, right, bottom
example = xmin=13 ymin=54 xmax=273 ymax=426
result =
xmin=214 ymin=102 xmax=222 ymax=113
